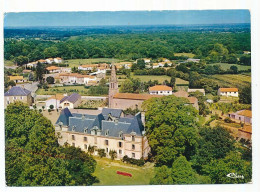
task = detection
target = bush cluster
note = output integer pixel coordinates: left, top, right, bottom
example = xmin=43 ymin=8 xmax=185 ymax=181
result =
xmin=122 ymin=155 xmax=145 ymax=166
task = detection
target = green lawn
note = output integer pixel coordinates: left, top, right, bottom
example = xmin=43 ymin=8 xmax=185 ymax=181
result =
xmin=208 ymin=63 xmax=251 ymax=71
xmin=36 ymin=85 xmax=89 ymax=95
xmin=93 ymin=157 xmax=154 ymax=185
xmin=4 ymin=60 xmax=15 ymax=67
xmin=65 ymin=58 xmax=121 ymax=68
xmin=175 ymin=78 xmax=189 ymax=85
xmin=131 ymin=75 xmax=171 ymax=83
xmin=174 ymin=53 xmax=195 ymax=58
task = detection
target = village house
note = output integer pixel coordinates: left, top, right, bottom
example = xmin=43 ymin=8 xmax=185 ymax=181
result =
xmin=228 ymin=110 xmax=252 ymax=124
xmin=218 ymin=88 xmax=239 ymax=97
xmin=4 ymin=86 xmax=33 ymax=108
xmin=187 ymin=58 xmax=200 ymax=63
xmin=78 ymin=64 xmax=97 ymax=71
xmin=26 ymin=62 xmax=37 ymax=68
xmin=37 ymin=59 xmax=47 ymax=64
xmin=238 ymin=124 xmax=252 ymax=141
xmin=8 ymin=76 xmax=27 ymax=83
xmin=54 ymin=57 xmax=63 ymax=63
xmin=59 ymin=73 xmax=97 ymax=85
xmin=60 ymin=93 xmax=81 ymax=109
xmin=152 ymin=63 xmax=164 ymax=69
xmin=22 ymin=69 xmax=32 ymax=74
xmin=188 ymin=88 xmax=206 ymax=96
xmin=46 ymin=58 xmax=54 ymax=64
xmin=173 ymin=90 xmax=199 ymax=110
xmin=46 ymin=66 xmax=61 ymax=73
xmin=149 ymin=85 xmax=173 ymax=96
xmin=45 ymin=94 xmax=65 ymax=109
xmin=55 ymin=108 xmax=150 ymax=160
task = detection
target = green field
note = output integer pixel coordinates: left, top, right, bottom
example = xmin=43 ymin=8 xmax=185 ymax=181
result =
xmin=175 ymin=78 xmax=189 ymax=85
xmin=209 ymin=74 xmax=251 ymax=89
xmin=174 ymin=53 xmax=195 ymax=58
xmin=93 ymin=157 xmax=154 ymax=185
xmin=131 ymin=75 xmax=171 ymax=83
xmin=4 ymin=60 xmax=15 ymax=66
xmin=36 ymin=85 xmax=89 ymax=95
xmin=208 ymin=63 xmax=251 ymax=70
xmin=65 ymin=58 xmax=121 ymax=68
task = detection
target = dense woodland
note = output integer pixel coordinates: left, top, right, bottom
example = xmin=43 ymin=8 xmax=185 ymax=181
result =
xmin=4 ymin=24 xmax=250 ymax=65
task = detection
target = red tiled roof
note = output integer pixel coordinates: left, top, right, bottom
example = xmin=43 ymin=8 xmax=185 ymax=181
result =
xmin=219 ymin=88 xmax=238 ymax=92
xmin=149 ymin=85 xmax=172 ymax=91
xmin=238 ymin=110 xmax=252 ymax=118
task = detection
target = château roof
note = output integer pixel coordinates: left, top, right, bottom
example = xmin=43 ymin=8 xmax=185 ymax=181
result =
xmin=149 ymin=85 xmax=172 ymax=91
xmin=4 ymin=86 xmax=31 ymax=96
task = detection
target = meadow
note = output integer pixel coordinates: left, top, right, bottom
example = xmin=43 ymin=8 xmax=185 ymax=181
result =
xmin=36 ymin=85 xmax=89 ymax=95
xmin=209 ymin=74 xmax=251 ymax=89
xmin=65 ymin=58 xmax=122 ymax=68
xmin=208 ymin=63 xmax=251 ymax=70
xmin=93 ymin=157 xmax=154 ymax=186
xmin=174 ymin=52 xmax=195 ymax=58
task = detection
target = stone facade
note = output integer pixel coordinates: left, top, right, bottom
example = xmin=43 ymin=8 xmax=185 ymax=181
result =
xmin=108 ymin=63 xmax=119 ymax=108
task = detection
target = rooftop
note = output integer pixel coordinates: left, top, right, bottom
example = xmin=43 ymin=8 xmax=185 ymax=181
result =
xmin=237 ymin=110 xmax=252 ymax=118
xmin=8 ymin=76 xmax=24 ymax=81
xmin=4 ymin=86 xmax=31 ymax=96
xmin=149 ymin=85 xmax=172 ymax=91
xmin=60 ymin=93 xmax=81 ymax=104
xmin=219 ymin=88 xmax=238 ymax=92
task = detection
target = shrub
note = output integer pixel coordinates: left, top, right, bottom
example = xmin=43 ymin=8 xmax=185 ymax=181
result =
xmin=109 ymin=150 xmax=117 ymax=160
xmin=122 ymin=155 xmax=145 ymax=166
xmin=224 ymin=117 xmax=232 ymax=123
xmin=97 ymin=149 xmax=106 ymax=158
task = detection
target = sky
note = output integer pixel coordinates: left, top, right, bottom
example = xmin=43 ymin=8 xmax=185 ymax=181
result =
xmin=4 ymin=10 xmax=250 ymax=27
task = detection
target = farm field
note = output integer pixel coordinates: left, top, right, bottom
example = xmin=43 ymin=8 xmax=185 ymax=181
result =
xmin=174 ymin=52 xmax=195 ymax=58
xmin=208 ymin=63 xmax=251 ymax=70
xmin=207 ymin=74 xmax=251 ymax=89
xmin=93 ymin=157 xmax=154 ymax=185
xmin=131 ymin=74 xmax=171 ymax=83
xmin=175 ymin=78 xmax=189 ymax=85
xmin=36 ymin=85 xmax=89 ymax=95
xmin=65 ymin=58 xmax=122 ymax=68
xmin=4 ymin=60 xmax=15 ymax=66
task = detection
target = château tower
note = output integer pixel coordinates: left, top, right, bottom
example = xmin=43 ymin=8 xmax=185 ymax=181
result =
xmin=108 ymin=63 xmax=119 ymax=108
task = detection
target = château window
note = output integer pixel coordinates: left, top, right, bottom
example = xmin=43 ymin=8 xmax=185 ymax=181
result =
xmin=84 ymin=128 xmax=88 ymax=133
xmin=105 ymin=140 xmax=109 ymax=146
xmin=94 ymin=137 xmax=97 ymax=144
xmin=105 ymin=130 xmax=109 ymax=136
xmin=84 ymin=137 xmax=87 ymax=142
xmin=132 ymin=136 xmax=135 ymax=142
xmin=84 ymin=144 xmax=88 ymax=149
xmin=119 ymin=142 xmax=122 ymax=148
xmin=132 ymin=153 xmax=135 ymax=158
xmin=72 ymin=126 xmax=76 ymax=132
xmin=119 ymin=150 xmax=122 ymax=154
xmin=72 ymin=143 xmax=75 ymax=147
xmin=132 ymin=144 xmax=135 ymax=150
xmin=72 ymin=135 xmax=75 ymax=140
xmin=106 ymin=148 xmax=109 ymax=153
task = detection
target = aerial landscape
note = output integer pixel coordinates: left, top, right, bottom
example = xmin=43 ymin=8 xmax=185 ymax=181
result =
xmin=3 ymin=10 xmax=252 ymax=186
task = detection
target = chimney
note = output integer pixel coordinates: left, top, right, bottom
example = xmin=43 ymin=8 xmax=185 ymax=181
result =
xmin=141 ymin=112 xmax=145 ymax=127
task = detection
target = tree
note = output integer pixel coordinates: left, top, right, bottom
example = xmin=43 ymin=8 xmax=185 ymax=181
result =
xmin=150 ymin=165 xmax=173 ymax=185
xmin=120 ymin=79 xmax=134 ymax=93
xmin=171 ymin=156 xmax=210 ymax=184
xmin=8 ymin=80 xmax=16 ymax=87
xmin=42 ymin=106 xmax=45 ymax=111
xmin=35 ymin=62 xmax=45 ymax=83
xmin=239 ymin=85 xmax=251 ymax=104
xmin=230 ymin=65 xmax=238 ymax=74
xmin=88 ymin=145 xmax=95 ymax=154
xmin=49 ymin=105 xmax=54 ymax=111
xmin=5 ymin=102 xmax=98 ymax=186
xmin=202 ymin=151 xmax=252 ymax=184
xmin=99 ymin=78 xmax=106 ymax=86
xmin=191 ymin=126 xmax=235 ymax=173
xmin=46 ymin=76 xmax=55 ymax=84
xmin=142 ymin=95 xmax=200 ymax=166
xmin=109 ymin=150 xmax=117 ymax=160
xmin=97 ymin=149 xmax=106 ymax=158
xmin=240 ymin=55 xmax=251 ymax=66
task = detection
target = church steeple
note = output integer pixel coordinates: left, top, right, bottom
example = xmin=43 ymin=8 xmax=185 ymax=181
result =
xmin=109 ymin=63 xmax=119 ymax=108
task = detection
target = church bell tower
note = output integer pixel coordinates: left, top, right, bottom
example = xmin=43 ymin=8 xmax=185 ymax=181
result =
xmin=108 ymin=63 xmax=119 ymax=108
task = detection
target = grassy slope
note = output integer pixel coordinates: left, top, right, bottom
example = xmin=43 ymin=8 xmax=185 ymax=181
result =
xmin=131 ymin=75 xmax=171 ymax=83
xmin=93 ymin=157 xmax=154 ymax=186
xmin=174 ymin=53 xmax=195 ymax=58
xmin=209 ymin=74 xmax=251 ymax=89
xmin=208 ymin=63 xmax=251 ymax=70
xmin=36 ymin=85 xmax=89 ymax=95
xmin=4 ymin=60 xmax=15 ymax=66
xmin=65 ymin=58 xmax=121 ymax=68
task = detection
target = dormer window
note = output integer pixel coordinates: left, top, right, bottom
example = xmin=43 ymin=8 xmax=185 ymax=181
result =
xmin=84 ymin=127 xmax=88 ymax=133
xmin=72 ymin=126 xmax=76 ymax=132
